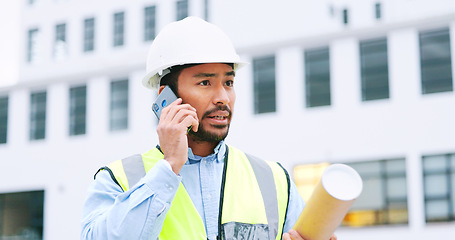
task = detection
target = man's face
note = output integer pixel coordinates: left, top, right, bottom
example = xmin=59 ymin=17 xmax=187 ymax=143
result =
xmin=177 ymin=63 xmax=236 ymax=142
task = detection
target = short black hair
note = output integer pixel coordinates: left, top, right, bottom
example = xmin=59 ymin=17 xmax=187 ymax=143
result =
xmin=159 ymin=63 xmax=234 ymax=96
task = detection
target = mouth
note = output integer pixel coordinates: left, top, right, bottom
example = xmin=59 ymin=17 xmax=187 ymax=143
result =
xmin=207 ymin=115 xmax=227 ymax=120
xmin=205 ymin=111 xmax=230 ymax=124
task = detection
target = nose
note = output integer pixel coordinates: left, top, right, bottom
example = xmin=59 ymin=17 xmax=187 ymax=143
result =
xmin=212 ymin=84 xmax=230 ymax=105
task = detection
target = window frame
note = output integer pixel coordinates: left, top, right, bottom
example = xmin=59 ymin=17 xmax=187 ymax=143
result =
xmin=110 ymin=79 xmax=129 ymax=131
xmin=422 ymin=153 xmax=455 ymax=223
xmin=304 ymin=47 xmax=331 ymax=108
xmin=0 ymin=96 xmax=8 ymax=144
xmin=30 ymin=90 xmax=47 ymax=141
xmin=113 ymin=12 xmax=125 ymax=47
xmin=176 ymin=0 xmax=189 ymax=21
xmin=144 ymin=6 xmax=156 ymax=42
xmin=27 ymin=28 xmax=39 ymax=63
xmin=69 ymin=85 xmax=87 ymax=136
xmin=359 ymin=37 xmax=390 ymax=101
xmin=419 ymin=28 xmax=453 ymax=94
xmin=253 ymin=55 xmax=276 ymax=114
xmin=83 ymin=17 xmax=95 ymax=52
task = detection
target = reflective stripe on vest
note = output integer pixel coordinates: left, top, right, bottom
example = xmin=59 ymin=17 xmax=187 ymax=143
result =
xmin=100 ymin=145 xmax=289 ymax=240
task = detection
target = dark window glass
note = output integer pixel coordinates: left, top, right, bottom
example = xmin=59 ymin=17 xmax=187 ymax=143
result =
xmin=419 ymin=28 xmax=453 ymax=94
xmin=204 ymin=0 xmax=209 ymax=21
xmin=360 ymin=38 xmax=389 ymax=101
xmin=422 ymin=154 xmax=455 ymax=222
xmin=54 ymin=23 xmax=67 ymax=58
xmin=55 ymin=23 xmax=66 ymax=43
xmin=69 ymin=85 xmax=86 ymax=136
xmin=344 ymin=159 xmax=408 ymax=226
xmin=144 ymin=6 xmax=156 ymax=41
xmin=253 ymin=56 xmax=276 ymax=114
xmin=27 ymin=29 xmax=39 ymax=63
xmin=84 ymin=18 xmax=95 ymax=52
xmin=305 ymin=47 xmax=331 ymax=107
xmin=176 ymin=0 xmax=188 ymax=21
xmin=0 ymin=96 xmax=8 ymax=144
xmin=113 ymin=12 xmax=125 ymax=47
xmin=343 ymin=8 xmax=349 ymax=25
xmin=110 ymin=79 xmax=129 ymax=131
xmin=375 ymin=3 xmax=382 ymax=19
xmin=30 ymin=91 xmax=47 ymax=140
xmin=0 ymin=190 xmax=44 ymax=239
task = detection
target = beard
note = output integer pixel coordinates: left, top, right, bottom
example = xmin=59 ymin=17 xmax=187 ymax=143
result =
xmin=188 ymin=105 xmax=232 ymax=143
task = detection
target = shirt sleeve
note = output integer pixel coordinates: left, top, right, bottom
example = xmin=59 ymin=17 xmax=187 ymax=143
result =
xmin=282 ymin=179 xmax=305 ymax=235
xmin=80 ymin=159 xmax=181 ymax=240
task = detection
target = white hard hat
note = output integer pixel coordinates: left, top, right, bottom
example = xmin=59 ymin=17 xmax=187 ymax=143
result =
xmin=142 ymin=16 xmax=248 ymax=89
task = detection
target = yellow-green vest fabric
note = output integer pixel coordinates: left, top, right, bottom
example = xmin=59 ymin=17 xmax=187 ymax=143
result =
xmin=102 ymin=145 xmax=290 ymax=240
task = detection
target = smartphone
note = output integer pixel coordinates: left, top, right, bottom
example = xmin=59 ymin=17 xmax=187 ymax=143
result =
xmin=152 ymin=86 xmax=178 ymax=120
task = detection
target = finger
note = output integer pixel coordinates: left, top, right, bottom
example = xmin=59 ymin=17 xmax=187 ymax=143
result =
xmin=180 ymin=115 xmax=199 ymax=133
xmin=159 ymin=98 xmax=182 ymax=121
xmin=169 ymin=107 xmax=197 ymax=123
xmin=289 ymin=229 xmax=305 ymax=240
xmin=161 ymin=102 xmax=195 ymax=122
xmin=282 ymin=233 xmax=291 ymax=240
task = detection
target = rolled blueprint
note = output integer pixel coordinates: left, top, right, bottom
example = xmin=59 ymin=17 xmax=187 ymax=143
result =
xmin=293 ymin=164 xmax=363 ymax=240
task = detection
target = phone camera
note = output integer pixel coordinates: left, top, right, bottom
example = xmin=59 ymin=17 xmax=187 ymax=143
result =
xmin=161 ymin=100 xmax=167 ymax=107
xmin=152 ymin=103 xmax=159 ymax=112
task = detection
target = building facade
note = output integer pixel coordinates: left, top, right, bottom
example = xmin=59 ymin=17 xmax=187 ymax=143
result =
xmin=0 ymin=0 xmax=454 ymax=239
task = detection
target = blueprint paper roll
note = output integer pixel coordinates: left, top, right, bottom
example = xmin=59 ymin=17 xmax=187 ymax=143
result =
xmin=293 ymin=164 xmax=363 ymax=240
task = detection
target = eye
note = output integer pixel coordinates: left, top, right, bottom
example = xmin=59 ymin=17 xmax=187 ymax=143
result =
xmin=198 ymin=80 xmax=210 ymax=86
xmin=225 ymin=80 xmax=234 ymax=87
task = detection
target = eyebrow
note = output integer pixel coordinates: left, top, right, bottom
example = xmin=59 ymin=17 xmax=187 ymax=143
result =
xmin=193 ymin=71 xmax=236 ymax=78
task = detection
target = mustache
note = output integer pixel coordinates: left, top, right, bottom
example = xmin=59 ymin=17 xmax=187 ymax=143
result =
xmin=202 ymin=105 xmax=232 ymax=119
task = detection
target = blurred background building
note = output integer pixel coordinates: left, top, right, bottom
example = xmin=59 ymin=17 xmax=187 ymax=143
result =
xmin=0 ymin=0 xmax=454 ymax=239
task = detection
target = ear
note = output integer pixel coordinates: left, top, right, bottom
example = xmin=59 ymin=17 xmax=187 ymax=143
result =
xmin=158 ymin=85 xmax=166 ymax=94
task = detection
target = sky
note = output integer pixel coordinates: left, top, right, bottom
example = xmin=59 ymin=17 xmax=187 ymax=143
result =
xmin=0 ymin=1 xmax=21 ymax=87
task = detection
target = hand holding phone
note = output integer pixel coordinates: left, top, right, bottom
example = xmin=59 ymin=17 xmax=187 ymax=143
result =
xmin=152 ymin=86 xmax=178 ymax=120
xmin=152 ymin=86 xmax=198 ymax=174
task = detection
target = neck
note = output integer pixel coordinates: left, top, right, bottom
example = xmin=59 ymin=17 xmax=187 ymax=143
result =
xmin=187 ymin=136 xmax=219 ymax=157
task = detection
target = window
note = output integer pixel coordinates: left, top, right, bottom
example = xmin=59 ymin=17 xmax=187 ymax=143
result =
xmin=69 ymin=85 xmax=86 ymax=136
xmin=344 ymin=159 xmax=408 ymax=226
xmin=110 ymin=79 xmax=129 ymax=131
xmin=293 ymin=159 xmax=408 ymax=226
xmin=27 ymin=28 xmax=39 ymax=63
xmin=30 ymin=91 xmax=47 ymax=140
xmin=253 ymin=56 xmax=276 ymax=114
xmin=176 ymin=0 xmax=188 ymax=21
xmin=360 ymin=38 xmax=389 ymax=101
xmin=375 ymin=2 xmax=382 ymax=20
xmin=84 ymin=18 xmax=95 ymax=52
xmin=419 ymin=28 xmax=453 ymax=94
xmin=204 ymin=0 xmax=209 ymax=21
xmin=144 ymin=6 xmax=156 ymax=41
xmin=113 ymin=12 xmax=125 ymax=47
xmin=343 ymin=8 xmax=349 ymax=25
xmin=0 ymin=190 xmax=44 ymax=240
xmin=304 ymin=47 xmax=331 ymax=107
xmin=54 ymin=23 xmax=67 ymax=59
xmin=422 ymin=153 xmax=455 ymax=222
xmin=0 ymin=96 xmax=8 ymax=144
xmin=294 ymin=163 xmax=330 ymax=202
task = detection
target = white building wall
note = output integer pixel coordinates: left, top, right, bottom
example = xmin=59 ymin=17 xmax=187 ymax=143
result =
xmin=1 ymin=0 xmax=455 ymax=239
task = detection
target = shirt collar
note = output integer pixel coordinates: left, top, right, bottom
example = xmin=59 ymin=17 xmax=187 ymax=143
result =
xmin=187 ymin=140 xmax=226 ymax=163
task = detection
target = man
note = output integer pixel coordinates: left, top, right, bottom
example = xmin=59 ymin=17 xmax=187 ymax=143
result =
xmin=81 ymin=17 xmax=336 ymax=240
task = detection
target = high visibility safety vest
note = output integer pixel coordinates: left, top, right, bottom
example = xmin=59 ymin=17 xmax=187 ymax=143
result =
xmin=98 ymin=145 xmax=290 ymax=240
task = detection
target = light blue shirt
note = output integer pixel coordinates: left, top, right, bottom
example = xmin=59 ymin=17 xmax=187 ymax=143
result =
xmin=81 ymin=141 xmax=305 ymax=240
